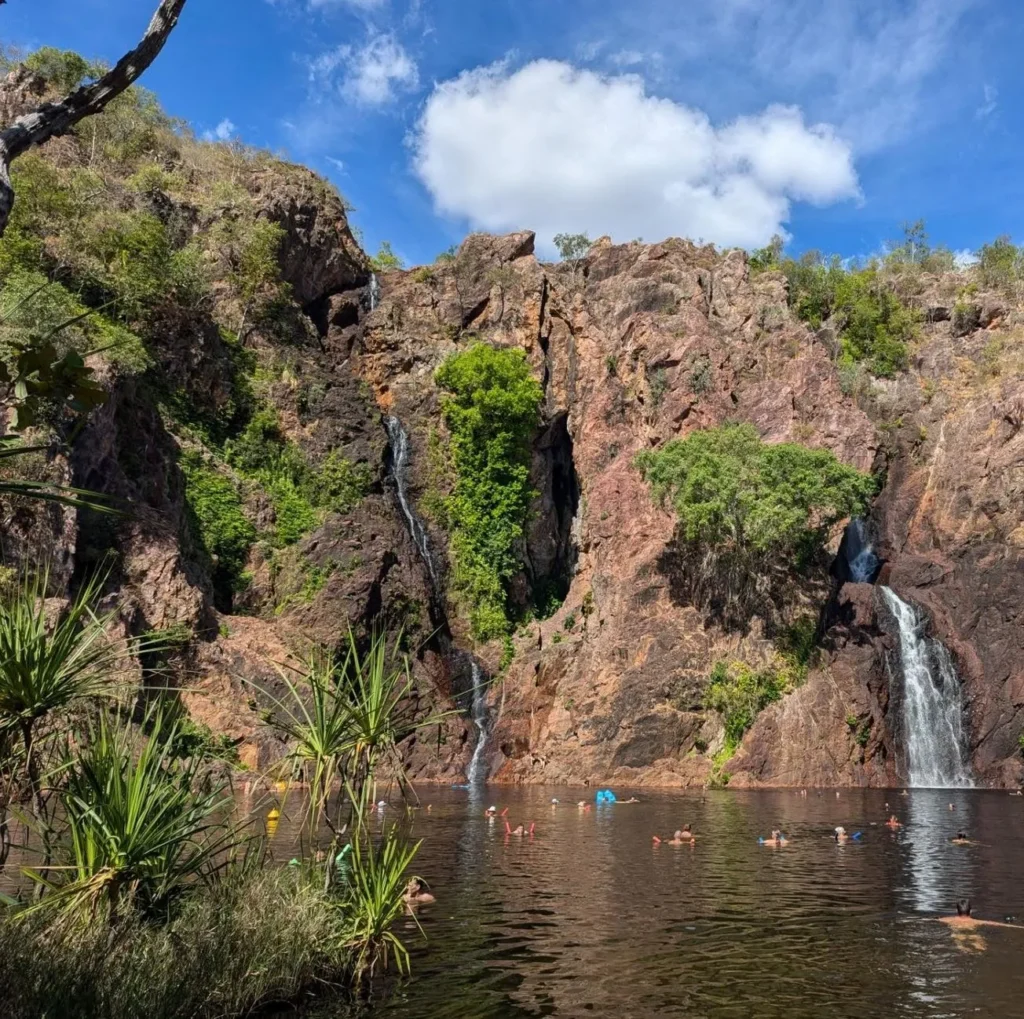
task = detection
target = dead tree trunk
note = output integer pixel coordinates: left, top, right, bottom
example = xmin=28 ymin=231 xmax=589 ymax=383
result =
xmin=0 ymin=0 xmax=187 ymax=236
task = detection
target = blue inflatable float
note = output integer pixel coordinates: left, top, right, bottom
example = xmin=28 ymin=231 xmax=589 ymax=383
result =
xmin=595 ymin=788 xmax=617 ymax=804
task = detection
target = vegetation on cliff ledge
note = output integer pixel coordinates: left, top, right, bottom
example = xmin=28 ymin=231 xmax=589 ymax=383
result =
xmin=637 ymin=423 xmax=876 ymax=627
xmin=0 ymin=47 xmax=372 ymax=613
xmin=435 ymin=342 xmax=543 ymax=640
xmin=750 ymin=226 xmax=934 ymax=377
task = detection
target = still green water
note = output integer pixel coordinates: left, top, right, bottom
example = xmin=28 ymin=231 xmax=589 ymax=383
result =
xmin=266 ymin=785 xmax=1024 ymax=1019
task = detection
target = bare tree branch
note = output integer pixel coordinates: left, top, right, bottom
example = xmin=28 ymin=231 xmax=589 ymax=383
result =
xmin=0 ymin=0 xmax=187 ymax=236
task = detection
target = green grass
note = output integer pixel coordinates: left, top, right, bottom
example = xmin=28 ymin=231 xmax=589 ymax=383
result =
xmin=0 ymin=869 xmax=352 ymax=1019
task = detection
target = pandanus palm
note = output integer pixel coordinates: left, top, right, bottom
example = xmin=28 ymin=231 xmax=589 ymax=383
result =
xmin=23 ymin=711 xmax=245 ymax=921
xmin=343 ymin=805 xmax=422 ymax=986
xmin=268 ymin=629 xmax=450 ymax=836
xmin=0 ymin=567 xmax=151 ymax=820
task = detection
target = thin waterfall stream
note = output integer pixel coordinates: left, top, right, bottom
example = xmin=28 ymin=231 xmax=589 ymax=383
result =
xmin=466 ymin=659 xmax=491 ymax=785
xmin=881 ymin=587 xmax=972 ymax=788
xmin=384 ymin=415 xmax=442 ymax=597
xmin=383 ymin=414 xmax=493 ymax=783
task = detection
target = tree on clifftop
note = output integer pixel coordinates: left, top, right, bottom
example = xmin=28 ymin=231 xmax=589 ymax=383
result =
xmin=0 ymin=0 xmax=188 ymax=237
xmin=637 ymin=423 xmax=876 ymax=630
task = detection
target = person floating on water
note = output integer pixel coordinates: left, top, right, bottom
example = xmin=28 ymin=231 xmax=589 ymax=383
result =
xmin=951 ymin=831 xmax=977 ymax=845
xmin=505 ymin=821 xmax=535 ymax=837
xmin=885 ymin=815 xmax=903 ymax=829
xmin=759 ymin=829 xmax=789 ymax=847
xmin=653 ymin=829 xmax=694 ymax=846
xmin=404 ymin=878 xmax=435 ymax=905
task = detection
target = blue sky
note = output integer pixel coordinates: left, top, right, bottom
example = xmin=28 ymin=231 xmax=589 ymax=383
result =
xmin=3 ymin=0 xmax=1023 ymax=266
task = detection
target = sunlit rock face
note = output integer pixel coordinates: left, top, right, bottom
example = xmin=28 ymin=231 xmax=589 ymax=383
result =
xmin=8 ymin=60 xmax=1020 ymax=789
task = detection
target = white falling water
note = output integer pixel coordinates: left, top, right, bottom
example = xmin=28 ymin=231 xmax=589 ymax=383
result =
xmin=369 ymin=272 xmax=381 ymax=311
xmin=384 ymin=416 xmax=440 ymax=593
xmin=467 ymin=659 xmax=491 ymax=785
xmin=846 ymin=518 xmax=879 ymax=583
xmin=881 ymin=587 xmax=972 ymax=788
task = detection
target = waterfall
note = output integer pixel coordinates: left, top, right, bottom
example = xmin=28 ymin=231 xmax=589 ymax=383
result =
xmin=369 ymin=272 xmax=381 ymax=311
xmin=881 ymin=587 xmax=972 ymax=788
xmin=466 ymin=659 xmax=491 ymax=785
xmin=845 ymin=518 xmax=879 ymax=584
xmin=384 ymin=415 xmax=441 ymax=594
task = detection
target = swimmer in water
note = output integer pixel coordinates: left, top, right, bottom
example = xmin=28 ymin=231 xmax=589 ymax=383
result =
xmin=404 ymin=878 xmax=435 ymax=905
xmin=505 ymin=821 xmax=535 ymax=837
xmin=621 ymin=797 xmax=640 ymax=804
xmin=951 ymin=831 xmax=976 ymax=845
xmin=940 ymin=899 xmax=1020 ymax=931
xmin=834 ymin=826 xmax=849 ymax=844
xmin=885 ymin=815 xmax=903 ymax=829
xmin=653 ymin=829 xmax=693 ymax=846
xmin=760 ymin=829 xmax=789 ymax=847
xmin=485 ymin=805 xmax=497 ymax=818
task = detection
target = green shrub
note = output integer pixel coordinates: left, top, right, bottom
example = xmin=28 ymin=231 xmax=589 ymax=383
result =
xmin=772 ymin=242 xmax=919 ymax=376
xmin=0 ymin=267 xmax=150 ymax=375
xmin=24 ymin=47 xmax=105 ymax=91
xmin=435 ymin=343 xmax=543 ymax=640
xmin=704 ymin=658 xmax=795 ymax=752
xmin=833 ymin=268 xmax=916 ymax=377
xmin=222 ymin=409 xmax=370 ymax=547
xmin=648 ymin=366 xmax=669 ymax=407
xmin=180 ymin=451 xmax=255 ymax=607
xmin=311 ymin=451 xmax=373 ymax=514
xmin=636 ymin=423 xmax=875 ymax=565
xmin=689 ymin=354 xmax=712 ymax=395
xmin=168 ymin=716 xmax=239 ymax=763
xmin=977 ymin=236 xmax=1024 ymax=294
xmin=774 ymin=615 xmax=819 ymax=676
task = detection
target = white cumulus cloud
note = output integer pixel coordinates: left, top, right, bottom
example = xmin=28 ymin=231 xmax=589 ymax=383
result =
xmin=202 ymin=118 xmax=236 ymax=142
xmin=412 ymin=60 xmax=859 ymax=250
xmin=311 ymin=33 xmax=417 ymax=106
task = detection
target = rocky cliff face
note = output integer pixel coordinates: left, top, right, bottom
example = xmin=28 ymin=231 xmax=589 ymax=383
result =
xmin=355 ymin=233 xmax=1024 ymax=789
xmin=6 ymin=63 xmax=1024 ymax=787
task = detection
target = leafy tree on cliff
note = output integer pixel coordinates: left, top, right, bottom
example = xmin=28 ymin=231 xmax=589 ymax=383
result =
xmin=553 ymin=232 xmax=591 ymax=276
xmin=435 ymin=343 xmax=543 ymax=640
xmin=637 ymin=423 xmax=876 ymax=629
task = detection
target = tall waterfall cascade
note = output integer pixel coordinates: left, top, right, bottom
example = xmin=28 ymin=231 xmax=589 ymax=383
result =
xmin=881 ymin=587 xmax=972 ymax=788
xmin=383 ymin=415 xmax=494 ymax=784
xmin=384 ymin=416 xmax=441 ymax=594
xmin=466 ymin=659 xmax=491 ymax=785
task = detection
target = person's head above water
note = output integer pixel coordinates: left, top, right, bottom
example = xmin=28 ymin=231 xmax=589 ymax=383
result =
xmin=956 ymin=831 xmax=967 ymax=840
xmin=957 ymin=898 xmax=972 ymax=916
xmin=673 ymin=830 xmax=684 ymax=840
